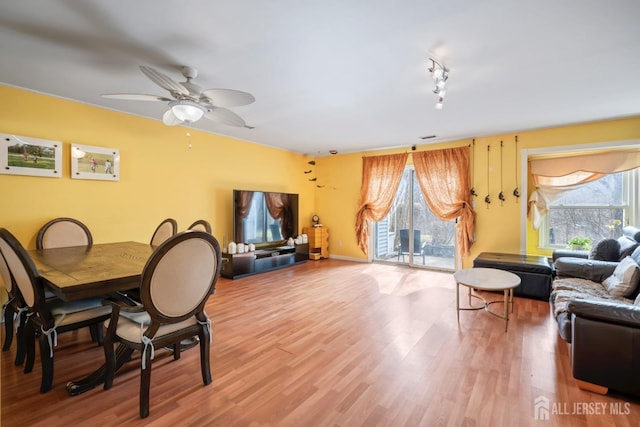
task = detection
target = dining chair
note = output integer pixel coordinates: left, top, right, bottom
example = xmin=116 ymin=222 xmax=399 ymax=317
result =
xmin=187 ymin=219 xmax=212 ymax=233
xmin=0 ymin=249 xmax=28 ymax=366
xmin=175 ymin=219 xmax=212 ymax=352
xmin=150 ymin=218 xmax=178 ymax=247
xmin=103 ymin=230 xmax=222 ymax=418
xmin=35 ymin=217 xmax=103 ymax=342
xmin=0 ymin=228 xmax=112 ymax=393
xmin=36 ymin=217 xmax=93 ymax=249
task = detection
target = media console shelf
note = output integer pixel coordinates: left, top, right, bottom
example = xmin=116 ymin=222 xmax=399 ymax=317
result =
xmin=221 ymin=243 xmax=309 ymax=279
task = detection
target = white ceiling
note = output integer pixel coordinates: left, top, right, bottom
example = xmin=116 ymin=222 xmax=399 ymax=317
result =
xmin=1 ymin=0 xmax=639 ymax=156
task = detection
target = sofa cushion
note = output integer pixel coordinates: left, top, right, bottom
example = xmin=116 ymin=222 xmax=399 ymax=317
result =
xmin=617 ymin=236 xmax=639 ymax=260
xmin=551 ymin=276 xmax=635 ymax=343
xmin=603 ymin=256 xmax=640 ymax=298
xmin=623 ymin=226 xmax=640 ymax=242
xmin=553 ymin=257 xmax=618 ymax=283
xmin=552 ymin=278 xmax=613 ymax=317
xmin=589 ymin=238 xmax=620 ymax=261
xmin=631 ymin=246 xmax=640 ymax=265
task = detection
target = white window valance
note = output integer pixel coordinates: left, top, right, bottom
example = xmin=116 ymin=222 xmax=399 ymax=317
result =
xmin=528 ymin=149 xmax=640 ymax=229
xmin=530 ymin=150 xmax=640 ymax=177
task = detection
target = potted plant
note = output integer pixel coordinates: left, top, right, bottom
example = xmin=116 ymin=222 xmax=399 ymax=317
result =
xmin=567 ymin=236 xmax=591 ymax=251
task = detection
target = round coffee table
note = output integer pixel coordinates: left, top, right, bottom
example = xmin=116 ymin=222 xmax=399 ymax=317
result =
xmin=453 ymin=267 xmax=521 ymax=332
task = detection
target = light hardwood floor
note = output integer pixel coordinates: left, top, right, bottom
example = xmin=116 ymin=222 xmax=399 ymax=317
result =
xmin=2 ymin=260 xmax=639 ymax=426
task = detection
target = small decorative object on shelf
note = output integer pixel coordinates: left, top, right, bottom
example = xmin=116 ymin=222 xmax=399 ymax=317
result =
xmin=312 ymin=214 xmax=321 ymax=227
xmin=227 ymin=241 xmax=237 ymax=254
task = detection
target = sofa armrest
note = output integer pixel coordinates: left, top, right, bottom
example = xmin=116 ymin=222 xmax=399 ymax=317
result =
xmin=554 ymin=257 xmax=617 ymax=282
xmin=568 ymin=299 xmax=640 ymax=329
xmin=552 ymin=249 xmax=588 ymax=262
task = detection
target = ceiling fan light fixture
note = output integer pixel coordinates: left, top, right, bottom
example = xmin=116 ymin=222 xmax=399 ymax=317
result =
xmin=170 ymin=100 xmax=205 ymax=122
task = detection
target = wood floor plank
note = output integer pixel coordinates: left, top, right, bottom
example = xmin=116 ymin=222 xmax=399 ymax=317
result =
xmin=2 ymin=260 xmax=639 ymax=426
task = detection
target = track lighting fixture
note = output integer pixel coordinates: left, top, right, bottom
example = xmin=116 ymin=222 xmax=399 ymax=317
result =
xmin=428 ymin=57 xmax=449 ymax=109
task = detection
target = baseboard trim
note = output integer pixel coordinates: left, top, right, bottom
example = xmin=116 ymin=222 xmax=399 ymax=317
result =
xmin=576 ymin=379 xmax=608 ymax=395
xmin=327 ymin=255 xmax=367 ymax=263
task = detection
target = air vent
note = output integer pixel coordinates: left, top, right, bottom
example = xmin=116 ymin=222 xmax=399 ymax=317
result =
xmin=419 ymin=135 xmax=437 ymax=140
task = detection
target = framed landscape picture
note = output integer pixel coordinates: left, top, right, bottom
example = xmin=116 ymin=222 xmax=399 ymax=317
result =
xmin=71 ymin=144 xmax=120 ymax=181
xmin=0 ymin=133 xmax=62 ymax=178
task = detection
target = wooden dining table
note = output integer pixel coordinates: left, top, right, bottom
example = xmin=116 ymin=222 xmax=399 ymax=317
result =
xmin=28 ymin=241 xmax=155 ymax=395
xmin=28 ymin=241 xmax=154 ymax=301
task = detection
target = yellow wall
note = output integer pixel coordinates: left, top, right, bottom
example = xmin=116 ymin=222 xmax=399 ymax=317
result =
xmin=317 ymin=116 xmax=640 ymax=266
xmin=0 ymin=85 xmax=316 ymax=249
xmin=2 ymin=85 xmax=639 ymax=271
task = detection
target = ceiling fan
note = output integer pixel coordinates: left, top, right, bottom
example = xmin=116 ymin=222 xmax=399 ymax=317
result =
xmin=102 ymin=65 xmax=255 ymax=128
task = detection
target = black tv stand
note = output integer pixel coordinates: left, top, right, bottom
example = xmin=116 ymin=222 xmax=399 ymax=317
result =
xmin=221 ymin=243 xmax=309 ymax=279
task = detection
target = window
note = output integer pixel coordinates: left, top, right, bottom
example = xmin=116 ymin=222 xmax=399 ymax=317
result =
xmin=373 ymin=167 xmax=456 ymax=269
xmin=540 ymin=169 xmax=637 ymax=248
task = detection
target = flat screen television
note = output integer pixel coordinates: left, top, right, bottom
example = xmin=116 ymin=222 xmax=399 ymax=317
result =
xmin=233 ymin=190 xmax=299 ymax=245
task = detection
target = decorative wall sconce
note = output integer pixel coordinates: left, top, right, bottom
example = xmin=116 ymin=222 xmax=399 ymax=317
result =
xmin=428 ymin=57 xmax=449 ymax=109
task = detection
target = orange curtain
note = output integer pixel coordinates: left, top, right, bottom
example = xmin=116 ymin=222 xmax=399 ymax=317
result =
xmin=355 ymin=153 xmax=408 ymax=254
xmin=412 ymin=146 xmax=475 ymax=257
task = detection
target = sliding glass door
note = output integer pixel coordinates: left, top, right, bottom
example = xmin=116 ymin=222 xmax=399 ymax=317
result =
xmin=373 ymin=167 xmax=456 ymax=270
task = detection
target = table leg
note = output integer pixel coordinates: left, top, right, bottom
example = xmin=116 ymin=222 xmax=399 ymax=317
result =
xmin=503 ymin=289 xmax=508 ymax=332
xmin=456 ymin=282 xmax=460 ymax=326
xmin=66 ymin=343 xmax=134 ymax=396
xmin=509 ymin=288 xmax=514 ymax=313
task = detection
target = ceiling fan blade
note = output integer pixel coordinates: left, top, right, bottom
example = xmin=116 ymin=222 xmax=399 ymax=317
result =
xmin=102 ymin=93 xmax=172 ymax=102
xmin=162 ymin=109 xmax=183 ymax=126
xmin=204 ymin=107 xmax=247 ymax=127
xmin=140 ymin=66 xmax=189 ymax=96
xmin=202 ymin=89 xmax=255 ymax=107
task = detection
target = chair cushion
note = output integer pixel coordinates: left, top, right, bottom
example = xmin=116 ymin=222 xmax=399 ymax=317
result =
xmin=589 ymin=238 xmax=620 ymax=261
xmin=603 ymin=257 xmax=640 ymax=298
xmin=48 ymin=297 xmax=105 ymax=316
xmin=55 ymin=305 xmax=111 ymax=326
xmin=107 ymin=312 xmax=198 ymax=343
xmin=48 ymin=297 xmax=110 ymax=326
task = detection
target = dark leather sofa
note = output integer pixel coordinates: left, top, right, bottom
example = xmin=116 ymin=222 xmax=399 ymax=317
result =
xmin=551 ymin=226 xmax=640 ymax=341
xmin=568 ymin=298 xmax=640 ymax=397
xmin=550 ymin=226 xmax=640 ymax=396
